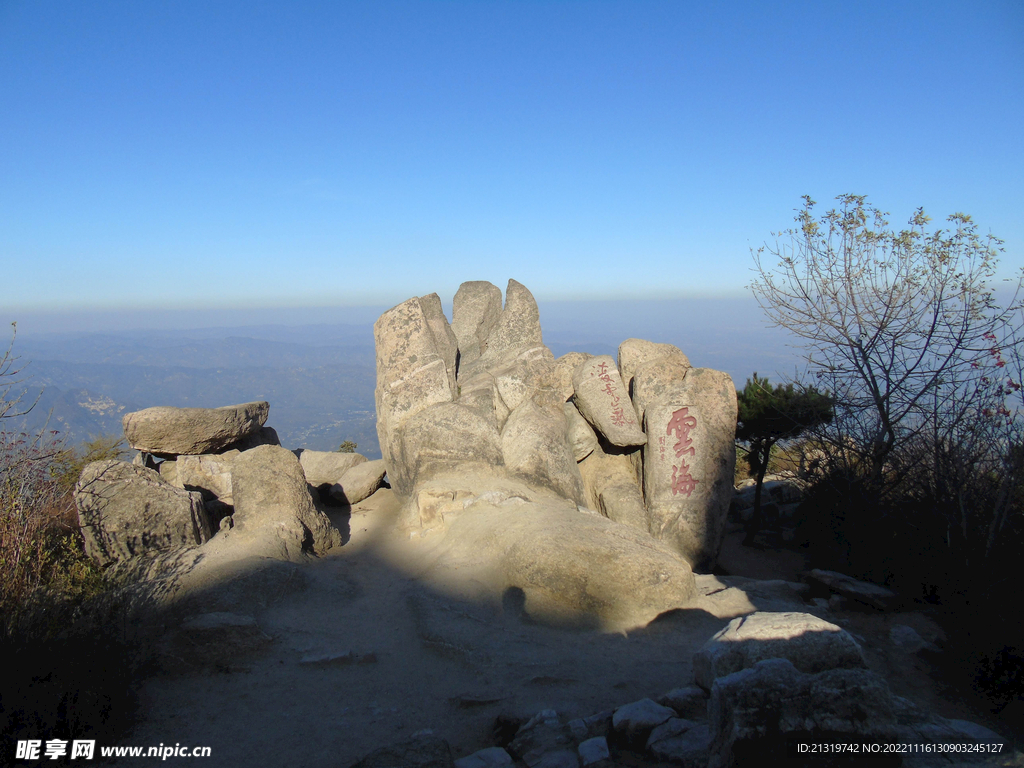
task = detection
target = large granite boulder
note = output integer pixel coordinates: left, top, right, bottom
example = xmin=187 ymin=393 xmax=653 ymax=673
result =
xmin=450 ymin=280 xmax=503 ymax=368
xmin=374 ymin=296 xmax=456 ymax=495
xmin=577 ymin=441 xmax=647 ymax=530
xmin=630 ymin=357 xmax=691 ymax=430
xmin=617 ymin=338 xmax=689 ymax=397
xmin=643 ymin=368 xmax=737 ymax=570
xmin=553 ymin=352 xmax=592 ymax=403
xmin=482 ymin=278 xmax=543 ymax=359
xmin=75 ymin=460 xmax=211 ymax=566
xmin=397 ymin=402 xmax=504 ymax=494
xmin=122 ymin=401 xmax=270 ymax=456
xmin=707 ymin=659 xmax=901 ymax=768
xmin=223 ymin=445 xmax=341 ymax=560
xmin=449 ymin=494 xmax=699 ymax=628
xmin=176 ymin=450 xmax=238 ymax=505
xmin=692 ymin=611 xmax=867 ymax=692
xmin=328 ymin=459 xmax=387 ymax=505
xmin=564 ymin=401 xmax=599 ymax=462
xmin=418 ymin=292 xmax=460 ymax=396
xmin=292 ymin=449 xmax=368 ymax=488
xmin=501 ymin=400 xmax=586 ymax=505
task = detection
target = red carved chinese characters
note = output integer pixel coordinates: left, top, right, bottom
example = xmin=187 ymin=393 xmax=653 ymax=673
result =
xmin=667 ymin=407 xmax=698 ymax=497
xmin=595 ymin=361 xmax=629 ymax=427
xmin=671 ymin=463 xmax=698 ymax=497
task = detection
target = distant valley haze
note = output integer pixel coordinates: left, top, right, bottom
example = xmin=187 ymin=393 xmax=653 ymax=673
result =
xmin=1 ymin=1 xmax=1019 ymax=455
xmin=3 ymin=295 xmax=800 ymax=457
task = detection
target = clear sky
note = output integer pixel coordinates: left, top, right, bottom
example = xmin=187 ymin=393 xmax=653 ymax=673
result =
xmin=2 ymin=0 xmax=1022 ymax=314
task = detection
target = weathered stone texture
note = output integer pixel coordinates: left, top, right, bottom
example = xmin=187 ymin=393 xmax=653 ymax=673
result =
xmin=122 ymin=401 xmax=269 ymax=456
xmin=572 ymin=355 xmax=646 ymax=447
xmin=75 ymin=460 xmax=210 ymax=566
xmin=228 ymin=445 xmax=341 ymax=560
xmin=617 ymin=338 xmax=689 ymax=397
xmin=693 ymin=611 xmax=866 ymax=692
xmin=643 ymin=368 xmax=737 ymax=570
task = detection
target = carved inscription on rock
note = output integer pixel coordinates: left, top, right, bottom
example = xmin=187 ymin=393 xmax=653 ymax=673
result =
xmin=572 ymin=355 xmax=647 ymax=447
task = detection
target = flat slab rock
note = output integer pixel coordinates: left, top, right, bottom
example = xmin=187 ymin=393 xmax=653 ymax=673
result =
xmin=122 ymin=401 xmax=269 ymax=456
xmin=801 ymin=568 xmax=899 ymax=610
xmin=612 ymin=698 xmax=677 ymax=739
xmin=646 ymin=719 xmax=710 ymax=767
xmin=693 ymin=611 xmax=866 ymax=691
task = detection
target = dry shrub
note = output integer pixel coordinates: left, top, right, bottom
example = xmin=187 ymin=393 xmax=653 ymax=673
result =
xmin=0 ymin=431 xmax=140 ymax=762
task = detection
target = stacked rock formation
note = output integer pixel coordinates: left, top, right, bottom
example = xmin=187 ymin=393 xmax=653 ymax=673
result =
xmin=369 ymin=279 xmax=737 ymax=628
xmin=73 ymin=401 xmax=372 ymax=568
xmin=375 ymin=279 xmax=737 ymax=572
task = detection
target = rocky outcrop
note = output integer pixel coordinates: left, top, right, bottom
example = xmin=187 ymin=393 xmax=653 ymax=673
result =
xmin=617 ymin=338 xmax=690 ymax=397
xmin=176 ymin=451 xmax=238 ymax=502
xmin=122 ymin=401 xmax=270 ymax=456
xmin=451 ymin=280 xmax=503 ymax=368
xmin=76 ymin=399 xmax=345 ymax=583
xmin=376 ymin=279 xmax=737 ymax=576
xmin=374 ymin=297 xmax=457 ymax=496
xmin=225 ymin=445 xmax=341 ymax=559
xmin=370 ymin=279 xmax=739 ymax=629
xmin=500 ymin=400 xmax=586 ymax=505
xmin=643 ymin=368 xmax=738 ymax=570
xmin=329 ymin=459 xmax=388 ymax=505
xmin=692 ymin=611 xmax=866 ymax=691
xmin=75 ymin=460 xmax=211 ymax=566
xmin=293 ymin=448 xmax=368 ymax=489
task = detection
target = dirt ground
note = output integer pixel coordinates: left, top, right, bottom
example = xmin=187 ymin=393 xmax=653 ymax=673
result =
xmin=115 ymin=491 xmax=1021 ymax=766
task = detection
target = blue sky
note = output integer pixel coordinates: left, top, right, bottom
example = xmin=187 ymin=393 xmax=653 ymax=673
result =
xmin=2 ymin=0 xmax=1022 ymax=315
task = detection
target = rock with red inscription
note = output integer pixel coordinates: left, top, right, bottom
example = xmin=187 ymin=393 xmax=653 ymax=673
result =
xmin=643 ymin=368 xmax=737 ymax=571
xmin=572 ymin=355 xmax=647 ymax=447
xmin=369 ymin=279 xmax=708 ymax=629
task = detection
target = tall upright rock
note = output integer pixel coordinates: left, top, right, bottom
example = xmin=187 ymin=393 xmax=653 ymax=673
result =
xmin=643 ymin=368 xmax=737 ymax=571
xmin=373 ymin=297 xmax=456 ymax=496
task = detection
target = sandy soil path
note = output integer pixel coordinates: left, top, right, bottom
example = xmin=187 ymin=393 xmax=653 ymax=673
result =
xmin=116 ymin=491 xmax=1016 ymax=766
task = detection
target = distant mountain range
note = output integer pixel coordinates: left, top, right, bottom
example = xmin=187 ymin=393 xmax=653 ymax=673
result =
xmin=2 ymin=297 xmax=801 ymax=458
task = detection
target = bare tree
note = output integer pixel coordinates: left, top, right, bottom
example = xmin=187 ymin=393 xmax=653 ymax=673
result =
xmin=750 ymin=195 xmax=1023 ymax=491
xmin=0 ymin=322 xmax=41 ymax=423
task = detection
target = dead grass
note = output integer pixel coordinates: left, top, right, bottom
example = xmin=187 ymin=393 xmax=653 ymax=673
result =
xmin=0 ymin=433 xmax=142 ymax=764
